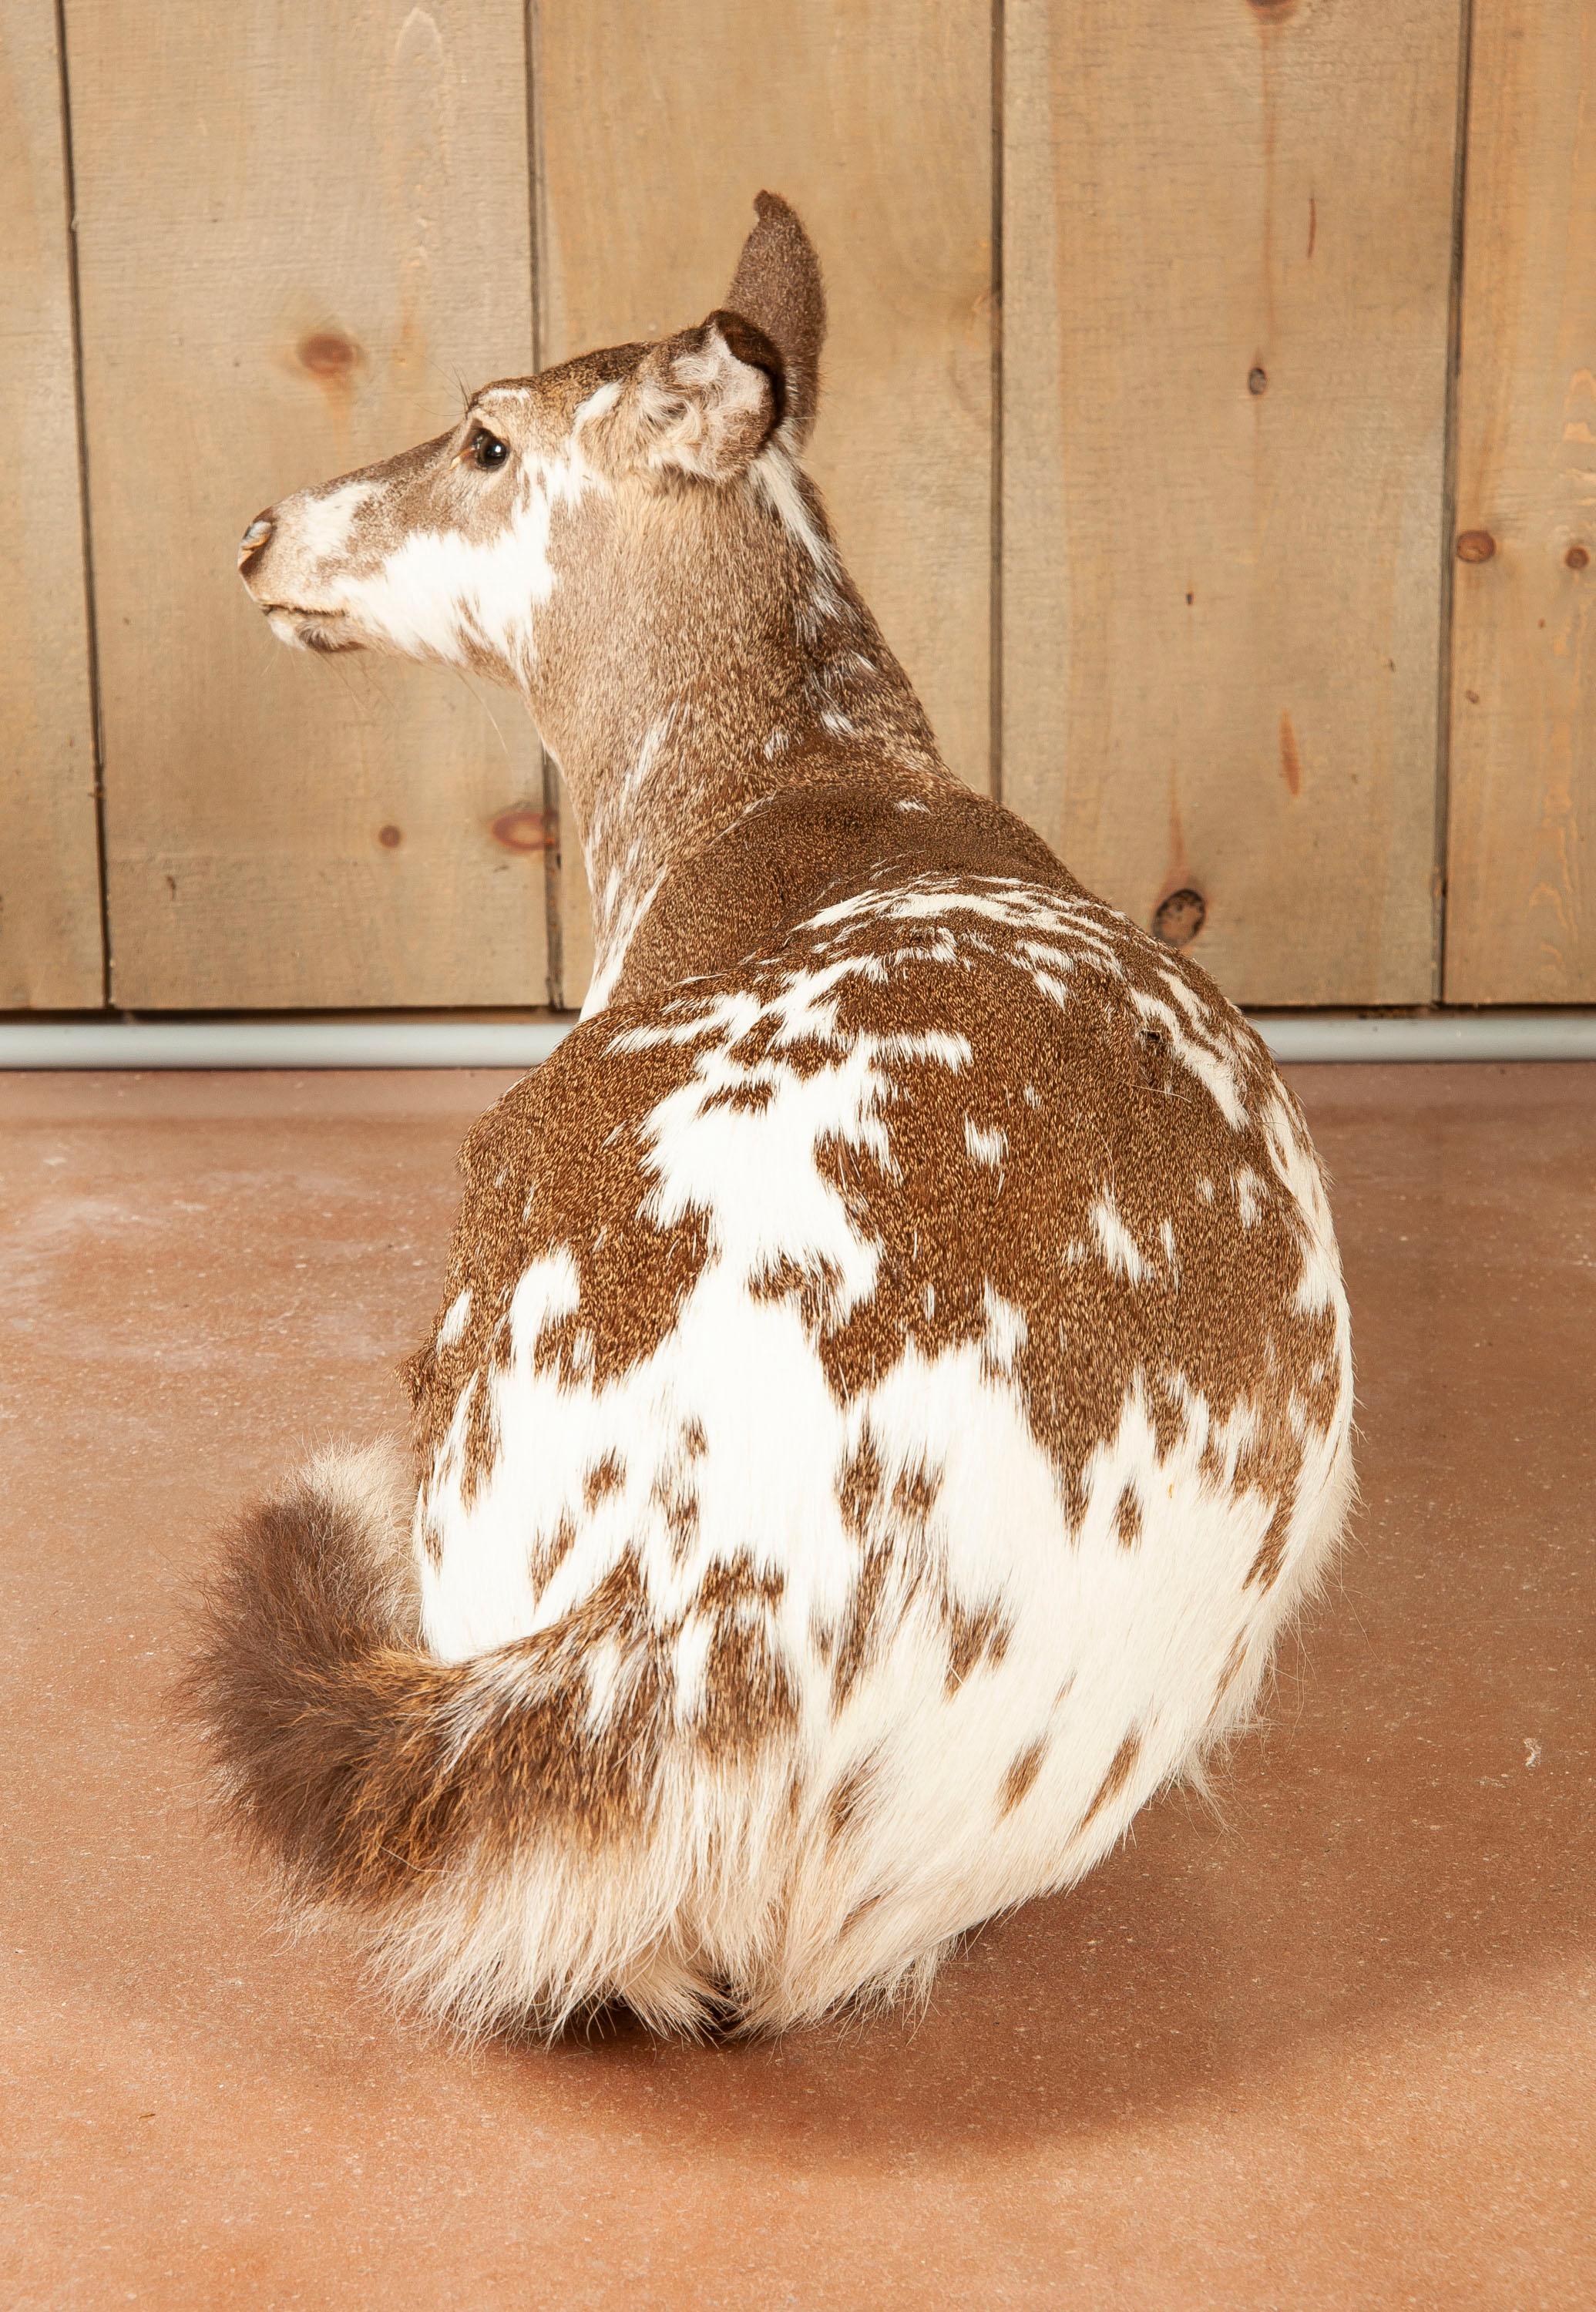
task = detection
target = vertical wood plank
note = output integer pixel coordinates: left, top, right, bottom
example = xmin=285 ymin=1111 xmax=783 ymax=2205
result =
xmin=65 ymin=2 xmax=549 ymax=1010
xmin=535 ymin=0 xmax=993 ymax=1006
xmin=0 ymin=1 xmax=102 ymax=1008
xmin=1004 ymin=0 xmax=1463 ymax=1007
xmin=1445 ymin=3 xmax=1596 ymax=1003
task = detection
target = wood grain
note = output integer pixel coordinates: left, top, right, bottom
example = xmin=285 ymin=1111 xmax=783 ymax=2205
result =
xmin=534 ymin=0 xmax=993 ymax=1006
xmin=63 ymin=1 xmax=548 ymax=1010
xmin=1003 ymin=0 xmax=1463 ymax=1007
xmin=0 ymin=1 xmax=102 ymax=1008
xmin=1445 ymin=2 xmax=1596 ymax=1002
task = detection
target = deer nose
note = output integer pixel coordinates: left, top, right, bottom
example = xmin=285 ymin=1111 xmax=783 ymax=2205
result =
xmin=238 ymin=512 xmax=274 ymax=573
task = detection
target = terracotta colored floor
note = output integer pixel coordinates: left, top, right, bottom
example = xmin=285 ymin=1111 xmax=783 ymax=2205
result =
xmin=1 ymin=1064 xmax=1591 ymax=2310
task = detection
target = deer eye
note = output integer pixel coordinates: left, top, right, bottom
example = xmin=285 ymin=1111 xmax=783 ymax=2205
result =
xmin=470 ymin=430 xmax=509 ymax=471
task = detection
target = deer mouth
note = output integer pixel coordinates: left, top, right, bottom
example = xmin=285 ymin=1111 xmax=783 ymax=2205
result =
xmin=261 ymin=603 xmax=364 ymax=655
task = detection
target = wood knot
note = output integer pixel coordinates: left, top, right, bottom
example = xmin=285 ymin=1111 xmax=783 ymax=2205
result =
xmin=491 ymin=806 xmax=555 ymax=853
xmin=297 ymin=331 xmax=363 ymax=382
xmin=1565 ymin=544 xmax=1589 ymax=571
xmin=1247 ymin=366 xmax=1268 ymax=396
xmin=1154 ymin=889 xmax=1207 ymax=948
xmin=1456 ymin=529 xmax=1496 ymax=564
xmin=377 ymin=824 xmax=402 ymax=849
xmin=1248 ymin=0 xmax=1301 ymax=20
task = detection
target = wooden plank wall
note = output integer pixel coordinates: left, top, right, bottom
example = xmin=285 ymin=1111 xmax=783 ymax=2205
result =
xmin=6 ymin=0 xmax=1595 ymax=1014
xmin=1445 ymin=1 xmax=1596 ymax=1002
xmin=62 ymin=0 xmax=549 ymax=1010
xmin=1004 ymin=0 xmax=1464 ymax=1007
xmin=0 ymin=0 xmax=102 ymax=1007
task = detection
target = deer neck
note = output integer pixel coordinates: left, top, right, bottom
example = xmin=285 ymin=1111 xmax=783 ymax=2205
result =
xmin=526 ymin=462 xmax=955 ymax=993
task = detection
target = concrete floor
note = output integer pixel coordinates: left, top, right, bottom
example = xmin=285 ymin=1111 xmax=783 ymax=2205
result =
xmin=1 ymin=1064 xmax=1591 ymax=2311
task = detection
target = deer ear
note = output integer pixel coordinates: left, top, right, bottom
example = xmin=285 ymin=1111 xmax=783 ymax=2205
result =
xmin=726 ymin=191 xmax=826 ymax=449
xmin=629 ymin=310 xmax=785 ymax=482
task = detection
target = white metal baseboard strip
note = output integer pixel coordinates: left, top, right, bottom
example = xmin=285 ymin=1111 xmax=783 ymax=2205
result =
xmin=0 ymin=1020 xmax=570 ymax=1070
xmin=1252 ymin=1012 xmax=1596 ymax=1062
xmin=0 ymin=1012 xmax=1593 ymax=1070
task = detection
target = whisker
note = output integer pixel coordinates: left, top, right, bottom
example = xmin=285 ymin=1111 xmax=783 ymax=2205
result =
xmin=449 ymin=663 xmax=517 ymax=774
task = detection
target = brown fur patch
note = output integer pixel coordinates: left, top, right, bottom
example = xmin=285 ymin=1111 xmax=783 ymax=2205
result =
xmin=529 ymin=1511 xmax=577 ymax=1590
xmin=653 ymin=1469 xmax=701 ymax=1569
xmin=1245 ymin=1495 xmax=1295 ymax=1591
xmin=749 ymin=1250 xmax=846 ymax=1333
xmin=999 ymin=1738 xmax=1049 ymax=1817
xmin=694 ymin=1592 xmax=798 ymax=1763
xmin=892 ymin=1456 xmax=942 ymax=1525
xmin=701 ymin=1077 xmax=774 ymax=1115
xmin=1214 ymin=1630 xmax=1250 ymax=1708
xmin=583 ymin=1452 xmax=627 ymax=1511
xmin=944 ymin=1600 xmax=1011 ymax=1695
xmin=404 ymin=1024 xmax=716 ymax=1505
xmin=824 ymin=1755 xmax=878 ymax=1850
xmin=1079 ymin=1732 xmax=1144 ymax=1833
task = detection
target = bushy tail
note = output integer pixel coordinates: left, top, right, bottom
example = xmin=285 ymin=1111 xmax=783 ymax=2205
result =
xmin=182 ymin=1442 xmax=727 ymax=2035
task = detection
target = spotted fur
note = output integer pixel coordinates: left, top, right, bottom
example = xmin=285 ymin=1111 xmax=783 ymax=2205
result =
xmin=193 ymin=193 xmax=1355 ymax=2038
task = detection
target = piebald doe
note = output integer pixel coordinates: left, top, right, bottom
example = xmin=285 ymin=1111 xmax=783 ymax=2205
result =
xmin=195 ymin=193 xmax=1355 ymax=2036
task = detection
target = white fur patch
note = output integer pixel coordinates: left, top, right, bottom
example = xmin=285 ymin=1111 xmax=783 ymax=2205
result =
xmin=307 ymin=439 xmax=606 ymax=672
xmin=965 ymin=1118 xmax=1007 ymax=1168
xmin=295 ymin=479 xmax=378 ymax=563
xmin=1090 ymin=1191 xmax=1146 ymax=1283
xmin=580 ymin=871 xmax=666 ymax=1023
xmin=751 ymin=445 xmax=835 ymax=570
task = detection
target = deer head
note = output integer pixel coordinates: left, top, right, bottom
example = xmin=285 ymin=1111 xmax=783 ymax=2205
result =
xmin=237 ymin=193 xmax=943 ymax=983
xmin=238 ymin=194 xmax=828 ymax=692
